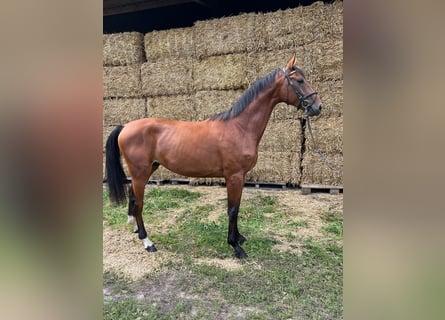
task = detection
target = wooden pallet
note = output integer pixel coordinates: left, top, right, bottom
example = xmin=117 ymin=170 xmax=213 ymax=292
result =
xmin=244 ymin=181 xmax=287 ymax=190
xmin=147 ymin=179 xmax=190 ymax=186
xmin=300 ymin=184 xmax=343 ymax=195
xmin=146 ymin=179 xmax=287 ymax=190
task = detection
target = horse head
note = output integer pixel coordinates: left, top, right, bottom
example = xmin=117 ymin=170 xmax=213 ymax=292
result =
xmin=281 ymin=54 xmax=323 ymax=117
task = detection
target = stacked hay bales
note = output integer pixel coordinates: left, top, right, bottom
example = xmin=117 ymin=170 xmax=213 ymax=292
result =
xmin=193 ymin=54 xmax=248 ymax=91
xmin=194 ymin=90 xmax=243 ymax=121
xmin=141 ymin=58 xmax=194 ymax=96
xmin=299 ymin=1 xmax=343 ymax=187
xmin=103 ymin=98 xmax=146 ymax=127
xmin=103 ymin=32 xmax=146 ymax=178
xmin=301 ymin=114 xmax=343 ymax=186
xmin=246 ymin=120 xmax=302 ymax=185
xmin=144 ymin=27 xmax=194 ymax=61
xmin=103 ymin=32 xmax=145 ymax=66
xmin=245 ymin=0 xmax=344 ymax=187
xmin=103 ymin=0 xmax=343 ymax=186
xmin=142 ymin=26 xmax=196 ymax=181
xmin=191 ymin=12 xmax=258 ymax=184
xmin=194 ymin=13 xmax=257 ymax=58
xmin=245 ymin=1 xmax=343 ymax=186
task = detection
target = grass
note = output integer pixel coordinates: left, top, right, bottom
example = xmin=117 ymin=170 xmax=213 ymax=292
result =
xmin=102 ymin=187 xmax=201 ymax=228
xmin=321 ymin=209 xmax=343 ymax=237
xmin=103 ymin=186 xmax=343 ymax=319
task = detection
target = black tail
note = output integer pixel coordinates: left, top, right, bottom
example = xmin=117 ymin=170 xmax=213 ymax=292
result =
xmin=105 ymin=125 xmax=127 ymax=204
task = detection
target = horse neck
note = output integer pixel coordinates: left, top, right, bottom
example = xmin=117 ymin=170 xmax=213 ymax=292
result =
xmin=232 ymin=83 xmax=281 ymax=145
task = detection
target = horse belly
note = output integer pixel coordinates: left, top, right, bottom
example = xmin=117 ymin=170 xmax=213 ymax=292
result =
xmin=162 ymin=152 xmax=223 ymax=178
xmin=155 ymin=131 xmax=223 ymax=177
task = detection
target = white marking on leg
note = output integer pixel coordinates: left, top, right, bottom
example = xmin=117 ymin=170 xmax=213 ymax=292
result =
xmin=143 ymin=237 xmax=153 ymax=249
xmin=127 ymin=216 xmax=138 ymax=232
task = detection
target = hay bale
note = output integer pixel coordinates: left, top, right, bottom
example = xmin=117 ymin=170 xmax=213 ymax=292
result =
xmin=304 ymin=39 xmax=343 ymax=82
xmin=103 ymin=126 xmax=115 ymax=151
xmin=193 ymin=54 xmax=248 ymax=91
xmin=194 ymin=90 xmax=243 ymax=121
xmin=299 ymin=0 xmax=343 ymax=44
xmin=141 ymin=58 xmax=193 ymax=96
xmin=144 ymin=27 xmax=194 ymax=62
xmin=245 ymin=151 xmax=300 ymax=185
xmin=103 ymin=98 xmax=146 ymax=126
xmin=315 ymin=79 xmax=343 ymax=117
xmin=147 ymin=95 xmax=196 ymax=121
xmin=271 ymin=102 xmax=305 ymax=121
xmin=189 ymin=177 xmax=225 ymax=186
xmin=255 ymin=10 xmax=298 ymax=52
xmin=305 ymin=116 xmax=343 ymax=154
xmin=103 ymin=65 xmax=142 ymax=98
xmin=255 ymin=8 xmax=310 ymax=51
xmin=103 ymin=32 xmax=145 ymax=66
xmin=302 ymin=2 xmax=343 ymax=46
xmin=256 ymin=1 xmax=342 ymax=51
xmin=194 ymin=13 xmax=257 ymax=59
xmin=259 ymin=120 xmax=302 ymax=152
xmin=301 ymin=151 xmax=343 ymax=186
xmin=247 ymin=48 xmax=307 ymax=84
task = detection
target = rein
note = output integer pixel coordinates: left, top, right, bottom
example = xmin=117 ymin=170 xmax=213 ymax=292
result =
xmin=305 ymin=115 xmax=342 ymax=171
xmin=281 ymin=68 xmax=342 ymax=172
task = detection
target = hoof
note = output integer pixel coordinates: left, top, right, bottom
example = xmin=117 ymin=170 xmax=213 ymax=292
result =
xmin=146 ymin=245 xmax=157 ymax=253
xmin=234 ymin=247 xmax=248 ymax=259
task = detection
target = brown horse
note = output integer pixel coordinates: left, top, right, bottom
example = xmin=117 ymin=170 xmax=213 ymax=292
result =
xmin=105 ymin=54 xmax=323 ymax=258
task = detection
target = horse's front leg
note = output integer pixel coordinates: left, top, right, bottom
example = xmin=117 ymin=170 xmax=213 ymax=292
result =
xmin=226 ymin=174 xmax=247 ymax=259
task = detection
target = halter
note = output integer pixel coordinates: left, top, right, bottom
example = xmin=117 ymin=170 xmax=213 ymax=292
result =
xmin=281 ymin=67 xmax=318 ymax=114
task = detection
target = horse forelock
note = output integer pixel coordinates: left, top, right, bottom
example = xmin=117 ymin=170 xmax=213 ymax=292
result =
xmin=210 ymin=68 xmax=280 ymax=121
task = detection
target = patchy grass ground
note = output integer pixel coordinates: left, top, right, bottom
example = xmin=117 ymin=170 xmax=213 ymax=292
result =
xmin=103 ymin=184 xmax=343 ymax=319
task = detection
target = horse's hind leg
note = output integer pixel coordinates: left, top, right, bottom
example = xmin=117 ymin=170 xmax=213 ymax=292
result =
xmin=130 ymin=176 xmax=157 ymax=252
xmin=127 ymin=186 xmax=138 ymax=233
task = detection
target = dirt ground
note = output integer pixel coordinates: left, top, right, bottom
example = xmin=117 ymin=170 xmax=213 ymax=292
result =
xmin=103 ymin=184 xmax=343 ymax=281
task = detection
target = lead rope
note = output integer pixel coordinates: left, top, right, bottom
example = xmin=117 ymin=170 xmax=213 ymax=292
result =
xmin=305 ymin=114 xmax=343 ymax=172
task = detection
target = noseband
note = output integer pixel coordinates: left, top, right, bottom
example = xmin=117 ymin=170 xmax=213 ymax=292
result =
xmin=281 ymin=68 xmax=318 ymax=113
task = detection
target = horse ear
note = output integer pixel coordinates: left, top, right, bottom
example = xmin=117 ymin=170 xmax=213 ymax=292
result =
xmin=285 ymin=54 xmax=297 ymax=71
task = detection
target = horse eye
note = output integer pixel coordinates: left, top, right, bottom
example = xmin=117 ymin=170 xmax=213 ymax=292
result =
xmin=297 ymin=79 xmax=304 ymax=84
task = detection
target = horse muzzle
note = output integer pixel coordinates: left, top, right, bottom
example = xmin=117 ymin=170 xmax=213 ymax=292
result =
xmin=306 ymin=103 xmax=323 ymax=117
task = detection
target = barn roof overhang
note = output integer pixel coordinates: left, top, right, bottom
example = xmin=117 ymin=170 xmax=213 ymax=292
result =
xmin=104 ymin=0 xmax=216 ymax=16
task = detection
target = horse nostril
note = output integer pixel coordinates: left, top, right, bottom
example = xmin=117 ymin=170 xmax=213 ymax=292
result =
xmin=319 ymin=105 xmax=323 ymax=110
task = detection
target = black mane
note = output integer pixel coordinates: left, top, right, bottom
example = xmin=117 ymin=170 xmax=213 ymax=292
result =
xmin=209 ymin=68 xmax=280 ymax=121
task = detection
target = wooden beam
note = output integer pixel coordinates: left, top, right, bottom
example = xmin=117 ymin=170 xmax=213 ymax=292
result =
xmin=104 ymin=0 xmax=195 ymax=16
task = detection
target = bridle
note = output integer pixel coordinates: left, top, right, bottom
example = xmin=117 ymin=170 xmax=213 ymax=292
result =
xmin=281 ymin=67 xmax=342 ymax=172
xmin=281 ymin=67 xmax=318 ymax=114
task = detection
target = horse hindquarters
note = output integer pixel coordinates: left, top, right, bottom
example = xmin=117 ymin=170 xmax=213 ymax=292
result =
xmin=118 ymin=125 xmax=161 ymax=253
